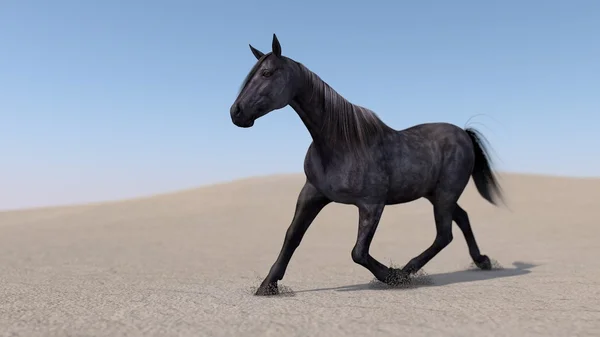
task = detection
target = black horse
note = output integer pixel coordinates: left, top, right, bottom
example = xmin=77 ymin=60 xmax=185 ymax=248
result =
xmin=230 ymin=34 xmax=504 ymax=296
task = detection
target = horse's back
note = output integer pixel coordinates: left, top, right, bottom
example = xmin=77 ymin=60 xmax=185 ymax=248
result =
xmin=397 ymin=122 xmax=468 ymax=139
xmin=384 ymin=122 xmax=475 ymax=204
xmin=395 ymin=122 xmax=473 ymax=155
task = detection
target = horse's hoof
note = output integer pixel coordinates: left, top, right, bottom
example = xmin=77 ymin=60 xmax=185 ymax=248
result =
xmin=474 ymin=255 xmax=492 ymax=270
xmin=255 ymin=282 xmax=279 ymax=296
xmin=384 ymin=268 xmax=411 ymax=286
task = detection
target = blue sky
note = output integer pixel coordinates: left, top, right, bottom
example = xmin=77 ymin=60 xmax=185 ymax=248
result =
xmin=1 ymin=0 xmax=599 ymax=210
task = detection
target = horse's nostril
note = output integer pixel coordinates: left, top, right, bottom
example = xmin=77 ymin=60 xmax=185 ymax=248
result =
xmin=231 ymin=104 xmax=242 ymax=117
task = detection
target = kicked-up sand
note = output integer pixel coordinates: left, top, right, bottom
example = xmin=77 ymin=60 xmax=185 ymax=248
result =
xmin=0 ymin=173 xmax=599 ymax=336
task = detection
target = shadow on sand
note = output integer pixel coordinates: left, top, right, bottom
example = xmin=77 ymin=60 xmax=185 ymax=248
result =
xmin=296 ymin=261 xmax=537 ymax=294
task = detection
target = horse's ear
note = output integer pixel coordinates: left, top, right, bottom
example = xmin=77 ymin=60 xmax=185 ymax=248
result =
xmin=249 ymin=44 xmax=264 ymax=60
xmin=272 ymin=34 xmax=282 ymax=57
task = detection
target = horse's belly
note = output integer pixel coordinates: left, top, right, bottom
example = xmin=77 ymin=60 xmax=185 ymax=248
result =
xmin=385 ymin=190 xmax=425 ymax=205
xmin=385 ymin=171 xmax=436 ymax=204
xmin=322 ymin=174 xmax=388 ymax=205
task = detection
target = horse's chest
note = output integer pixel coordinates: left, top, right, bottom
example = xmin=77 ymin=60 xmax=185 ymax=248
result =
xmin=323 ymin=168 xmax=361 ymax=195
xmin=311 ymin=173 xmax=363 ymax=204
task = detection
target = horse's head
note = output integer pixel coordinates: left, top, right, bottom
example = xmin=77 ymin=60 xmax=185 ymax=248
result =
xmin=230 ymin=34 xmax=298 ymax=128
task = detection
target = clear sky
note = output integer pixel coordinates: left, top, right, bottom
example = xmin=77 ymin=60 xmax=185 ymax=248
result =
xmin=1 ymin=0 xmax=599 ymax=210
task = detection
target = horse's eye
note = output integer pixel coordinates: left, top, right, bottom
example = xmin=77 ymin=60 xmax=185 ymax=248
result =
xmin=262 ymin=69 xmax=273 ymax=77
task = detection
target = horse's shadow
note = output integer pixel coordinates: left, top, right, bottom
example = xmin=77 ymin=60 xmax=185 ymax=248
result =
xmin=297 ymin=261 xmax=537 ymax=293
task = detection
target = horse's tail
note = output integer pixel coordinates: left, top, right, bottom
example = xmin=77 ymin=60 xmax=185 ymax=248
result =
xmin=464 ymin=127 xmax=504 ymax=206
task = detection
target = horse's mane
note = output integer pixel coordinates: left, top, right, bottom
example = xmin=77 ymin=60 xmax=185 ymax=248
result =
xmin=296 ymin=62 xmax=393 ymax=154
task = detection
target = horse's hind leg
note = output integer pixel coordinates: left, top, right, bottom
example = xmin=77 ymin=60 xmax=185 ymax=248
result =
xmin=453 ymin=204 xmax=492 ymax=270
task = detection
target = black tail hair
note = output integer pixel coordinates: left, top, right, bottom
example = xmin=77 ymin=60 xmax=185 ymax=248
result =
xmin=465 ymin=128 xmax=504 ymax=206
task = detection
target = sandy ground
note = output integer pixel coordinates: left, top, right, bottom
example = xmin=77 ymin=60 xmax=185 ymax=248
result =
xmin=1 ymin=173 xmax=600 ymax=336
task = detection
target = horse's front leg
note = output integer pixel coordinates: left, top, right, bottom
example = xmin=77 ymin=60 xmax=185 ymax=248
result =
xmin=350 ymin=202 xmax=393 ymax=283
xmin=255 ymin=181 xmax=330 ymax=296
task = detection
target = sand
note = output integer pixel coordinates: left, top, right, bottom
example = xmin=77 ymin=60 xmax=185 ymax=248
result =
xmin=1 ymin=173 xmax=599 ymax=336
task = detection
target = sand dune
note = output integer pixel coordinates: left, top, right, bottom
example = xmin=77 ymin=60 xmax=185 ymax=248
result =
xmin=1 ymin=173 xmax=599 ymax=336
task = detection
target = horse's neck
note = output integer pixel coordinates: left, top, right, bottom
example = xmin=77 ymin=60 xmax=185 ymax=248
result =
xmin=290 ymin=66 xmax=349 ymax=154
xmin=289 ymin=99 xmax=324 ymax=141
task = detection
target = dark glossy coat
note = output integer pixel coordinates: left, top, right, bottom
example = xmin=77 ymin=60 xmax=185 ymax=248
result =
xmin=231 ymin=34 xmax=504 ymax=296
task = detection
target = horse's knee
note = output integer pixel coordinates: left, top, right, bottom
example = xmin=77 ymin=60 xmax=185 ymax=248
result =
xmin=283 ymin=229 xmax=302 ymax=250
xmin=351 ymin=247 xmax=368 ymax=266
xmin=435 ymin=231 xmax=453 ymax=247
